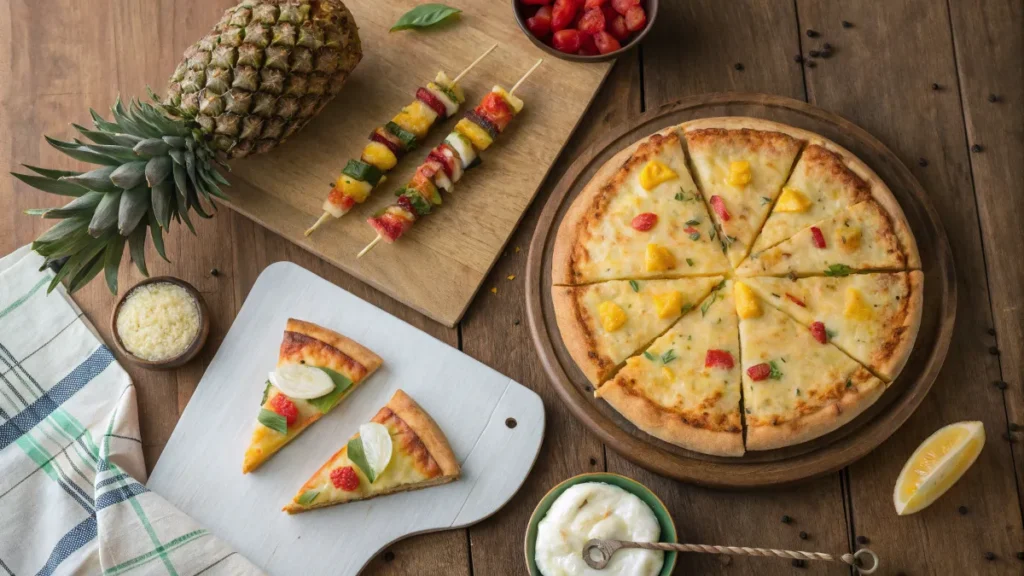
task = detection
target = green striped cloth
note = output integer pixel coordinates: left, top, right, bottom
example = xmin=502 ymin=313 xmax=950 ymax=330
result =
xmin=0 ymin=246 xmax=262 ymax=576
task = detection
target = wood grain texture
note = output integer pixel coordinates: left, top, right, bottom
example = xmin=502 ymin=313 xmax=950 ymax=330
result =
xmin=794 ymin=0 xmax=1024 ymax=572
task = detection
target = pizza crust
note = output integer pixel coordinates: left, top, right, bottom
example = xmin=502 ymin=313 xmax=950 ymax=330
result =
xmin=873 ymin=270 xmax=924 ymax=382
xmin=552 ymin=286 xmax=611 ymax=385
xmin=386 ymin=389 xmax=461 ymax=478
xmin=285 ymin=318 xmax=383 ymax=373
xmin=597 ymin=378 xmax=744 ymax=456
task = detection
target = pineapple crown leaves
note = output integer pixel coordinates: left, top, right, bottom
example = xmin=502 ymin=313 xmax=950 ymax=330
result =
xmin=13 ymin=94 xmax=231 ymax=295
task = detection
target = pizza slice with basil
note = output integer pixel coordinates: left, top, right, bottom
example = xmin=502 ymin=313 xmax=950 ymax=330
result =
xmin=735 ymin=282 xmax=885 ymax=450
xmin=751 ymin=143 xmax=872 ymax=254
xmin=552 ymin=130 xmax=730 ymax=285
xmin=553 ymin=276 xmax=725 ymax=386
xmin=742 ymin=272 xmax=923 ymax=382
xmin=682 ymin=119 xmax=804 ymax=268
xmin=597 ymin=281 xmax=744 ymax=456
xmin=242 ymin=319 xmax=383 ymax=473
xmin=736 ymin=200 xmax=912 ymax=277
xmin=283 ymin=389 xmax=460 ymax=513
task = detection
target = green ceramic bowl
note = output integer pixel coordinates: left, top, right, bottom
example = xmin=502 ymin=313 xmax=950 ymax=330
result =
xmin=524 ymin=472 xmax=678 ymax=576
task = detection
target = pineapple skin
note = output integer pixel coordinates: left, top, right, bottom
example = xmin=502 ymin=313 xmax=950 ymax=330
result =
xmin=165 ymin=0 xmax=362 ymax=159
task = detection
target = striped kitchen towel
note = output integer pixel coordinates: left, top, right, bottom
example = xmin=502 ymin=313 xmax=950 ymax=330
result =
xmin=0 ymin=246 xmax=261 ymax=576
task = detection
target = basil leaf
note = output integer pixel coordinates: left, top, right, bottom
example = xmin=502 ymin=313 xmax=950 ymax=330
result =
xmin=261 ymin=381 xmax=271 ymax=405
xmin=768 ymin=360 xmax=784 ymax=380
xmin=628 ymin=280 xmax=640 ymax=293
xmin=391 ymin=4 xmax=461 ymax=32
xmin=296 ymin=490 xmax=319 ymax=506
xmin=825 ymin=263 xmax=853 ymax=277
xmin=347 ymin=436 xmax=376 ymax=483
xmin=305 ymin=367 xmax=354 ymax=413
xmin=258 ymin=409 xmax=287 ymax=435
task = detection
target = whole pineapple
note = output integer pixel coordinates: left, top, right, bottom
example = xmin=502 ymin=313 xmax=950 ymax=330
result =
xmin=14 ymin=0 xmax=361 ymax=294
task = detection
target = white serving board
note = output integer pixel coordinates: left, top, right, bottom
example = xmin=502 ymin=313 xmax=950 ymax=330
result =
xmin=148 ymin=262 xmax=545 ymax=575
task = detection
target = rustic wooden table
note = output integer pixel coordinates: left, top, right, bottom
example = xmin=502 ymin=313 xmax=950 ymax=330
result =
xmin=2 ymin=1 xmax=1022 ymax=574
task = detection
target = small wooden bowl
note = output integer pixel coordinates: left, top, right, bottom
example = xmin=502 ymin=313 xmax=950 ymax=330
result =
xmin=524 ymin=472 xmax=678 ymax=575
xmin=110 ymin=276 xmax=210 ymax=370
xmin=512 ymin=0 xmax=659 ymax=63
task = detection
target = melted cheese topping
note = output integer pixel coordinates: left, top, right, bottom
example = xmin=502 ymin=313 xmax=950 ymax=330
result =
xmin=610 ymin=281 xmax=741 ymax=418
xmin=738 ymin=294 xmax=864 ymax=424
xmin=577 ymin=278 xmax=723 ymax=371
xmin=115 ymin=282 xmax=200 ymax=361
xmin=575 ymin=135 xmax=731 ymax=282
xmin=738 ymin=201 xmax=904 ymax=276
xmin=685 ymin=131 xmax=802 ymax=268
xmin=535 ymin=482 xmax=663 ymax=576
xmin=742 ymin=273 xmax=913 ymax=381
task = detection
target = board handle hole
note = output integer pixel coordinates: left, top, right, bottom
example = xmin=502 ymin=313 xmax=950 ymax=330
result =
xmin=505 ymin=417 xmax=517 ymax=429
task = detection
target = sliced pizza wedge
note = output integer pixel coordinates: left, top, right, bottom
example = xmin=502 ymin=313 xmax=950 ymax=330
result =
xmin=553 ymin=276 xmax=725 ymax=385
xmin=552 ymin=130 xmax=731 ymax=285
xmin=736 ymin=200 xmax=910 ymax=277
xmin=683 ymin=121 xmax=804 ymax=268
xmin=283 ymin=389 xmax=460 ymax=513
xmin=242 ymin=319 xmax=383 ymax=473
xmin=742 ymin=272 xmax=923 ymax=382
xmin=735 ymin=282 xmax=885 ymax=450
xmin=597 ymin=281 xmax=743 ymax=456
xmin=751 ymin=143 xmax=872 ymax=254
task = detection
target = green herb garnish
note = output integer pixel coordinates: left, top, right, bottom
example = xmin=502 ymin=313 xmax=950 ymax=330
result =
xmin=768 ymin=360 xmax=784 ymax=380
xmin=261 ymin=381 xmax=271 ymax=405
xmin=391 ymin=4 xmax=462 ymax=31
xmin=305 ymin=367 xmax=354 ymax=413
xmin=846 ymin=378 xmax=853 ymax=388
xmin=629 ymin=280 xmax=640 ymax=292
xmin=685 ymin=219 xmax=701 ymax=226
xmin=760 ymin=196 xmax=771 ymax=206
xmin=296 ymin=490 xmax=319 ymax=506
xmin=258 ymin=408 xmax=287 ymax=435
xmin=347 ymin=436 xmax=377 ymax=483
xmin=682 ymin=303 xmax=694 ymax=314
xmin=825 ymin=264 xmax=853 ymax=277
xmin=685 ymin=258 xmax=694 ymax=267
xmin=643 ymin=351 xmax=657 ymax=362
xmin=661 ymin=349 xmax=677 ymax=363
xmin=689 ymin=231 xmax=700 ymax=241
xmin=826 ymin=328 xmax=838 ymax=340
xmin=701 ymin=293 xmax=719 ymax=317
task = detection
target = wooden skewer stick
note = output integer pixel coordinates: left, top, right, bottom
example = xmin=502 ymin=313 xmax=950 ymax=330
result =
xmin=357 ymin=59 xmax=543 ymax=259
xmin=510 ymin=58 xmax=543 ymax=96
xmin=306 ymin=45 xmax=498 ymax=239
xmin=304 ymin=212 xmax=332 ymax=237
xmin=452 ymin=43 xmax=498 ymax=84
xmin=357 ymin=235 xmax=382 ymax=259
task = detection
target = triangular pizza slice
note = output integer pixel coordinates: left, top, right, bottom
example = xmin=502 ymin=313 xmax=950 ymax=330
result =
xmin=736 ymin=200 xmax=910 ymax=277
xmin=283 ymin=390 xmax=460 ymax=513
xmin=597 ymin=281 xmax=743 ymax=456
xmin=735 ymin=282 xmax=885 ymax=451
xmin=243 ymin=319 xmax=383 ymax=473
xmin=751 ymin=143 xmax=872 ymax=254
xmin=552 ymin=130 xmax=731 ymax=285
xmin=683 ymin=123 xmax=804 ymax=268
xmin=742 ymin=272 xmax=923 ymax=382
xmin=553 ymin=276 xmax=724 ymax=385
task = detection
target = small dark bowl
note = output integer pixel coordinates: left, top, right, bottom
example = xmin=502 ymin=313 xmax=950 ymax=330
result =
xmin=512 ymin=0 xmax=659 ymax=63
xmin=110 ymin=276 xmax=210 ymax=370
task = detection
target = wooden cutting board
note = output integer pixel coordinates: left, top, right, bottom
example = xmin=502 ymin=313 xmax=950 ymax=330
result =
xmin=147 ymin=262 xmax=545 ymax=575
xmin=221 ymin=0 xmax=610 ymax=327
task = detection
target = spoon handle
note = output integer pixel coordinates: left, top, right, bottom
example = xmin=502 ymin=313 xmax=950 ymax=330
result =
xmin=618 ymin=541 xmax=878 ymax=573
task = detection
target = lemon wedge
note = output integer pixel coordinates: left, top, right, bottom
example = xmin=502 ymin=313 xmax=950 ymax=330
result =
xmin=893 ymin=421 xmax=985 ymax=515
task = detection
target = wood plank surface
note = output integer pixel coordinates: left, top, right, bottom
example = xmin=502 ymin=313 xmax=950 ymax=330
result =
xmin=2 ymin=0 xmax=1022 ymax=575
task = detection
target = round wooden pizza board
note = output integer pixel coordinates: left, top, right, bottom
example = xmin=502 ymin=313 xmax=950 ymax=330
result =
xmin=525 ymin=92 xmax=956 ymax=488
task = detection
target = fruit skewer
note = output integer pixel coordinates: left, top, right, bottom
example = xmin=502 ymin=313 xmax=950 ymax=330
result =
xmin=357 ymin=59 xmax=543 ymax=258
xmin=304 ymin=43 xmax=497 ymax=237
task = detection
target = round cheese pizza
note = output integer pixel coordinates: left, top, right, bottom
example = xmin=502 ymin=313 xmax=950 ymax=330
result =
xmin=552 ymin=117 xmax=922 ymax=456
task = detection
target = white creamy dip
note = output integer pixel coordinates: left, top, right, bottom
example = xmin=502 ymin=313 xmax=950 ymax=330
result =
xmin=535 ymin=482 xmax=664 ymax=576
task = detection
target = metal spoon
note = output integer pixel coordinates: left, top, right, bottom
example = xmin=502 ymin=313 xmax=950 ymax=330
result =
xmin=583 ymin=539 xmax=879 ymax=574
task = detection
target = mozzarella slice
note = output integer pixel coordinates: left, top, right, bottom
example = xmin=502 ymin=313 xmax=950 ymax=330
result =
xmin=358 ymin=422 xmax=393 ymax=480
xmin=269 ymin=364 xmax=335 ymax=399
xmin=444 ymin=132 xmax=476 ymax=169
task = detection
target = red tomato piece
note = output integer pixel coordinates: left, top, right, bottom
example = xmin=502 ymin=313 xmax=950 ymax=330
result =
xmin=578 ymin=32 xmax=598 ymax=55
xmin=705 ymin=349 xmax=735 ymax=370
xmin=522 ymin=0 xmax=552 ymax=4
xmin=624 ymin=5 xmax=646 ymax=32
xmin=746 ymin=363 xmax=771 ymax=382
xmin=593 ymin=30 xmax=621 ymax=54
xmin=330 ymin=466 xmax=360 ymax=491
xmin=611 ymin=0 xmax=639 ymax=15
xmin=810 ymin=321 xmax=828 ymax=344
xmin=631 ymin=212 xmax=657 ymax=231
xmin=475 ymin=92 xmax=515 ymax=132
xmin=368 ymin=209 xmax=413 ymax=243
xmin=577 ymin=7 xmax=606 ymax=34
xmin=427 ymin=148 xmax=453 ymax=178
xmin=607 ymin=14 xmax=629 ymax=40
xmin=785 ymin=293 xmax=806 ymax=307
xmin=327 ymin=187 xmax=357 ymax=213
xmin=269 ymin=394 xmax=298 ymax=427
xmin=526 ymin=6 xmax=553 ymax=37
xmin=710 ymin=195 xmax=731 ymax=221
xmin=584 ymin=0 xmax=607 ymax=7
xmin=810 ymin=226 xmax=826 ymax=248
xmin=683 ymin=226 xmax=699 ymax=235
xmin=551 ymin=0 xmax=579 ymax=31
xmin=552 ymin=29 xmax=583 ymax=53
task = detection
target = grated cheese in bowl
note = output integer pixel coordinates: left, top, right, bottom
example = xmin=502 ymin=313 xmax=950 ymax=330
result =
xmin=115 ymin=282 xmax=201 ymax=362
